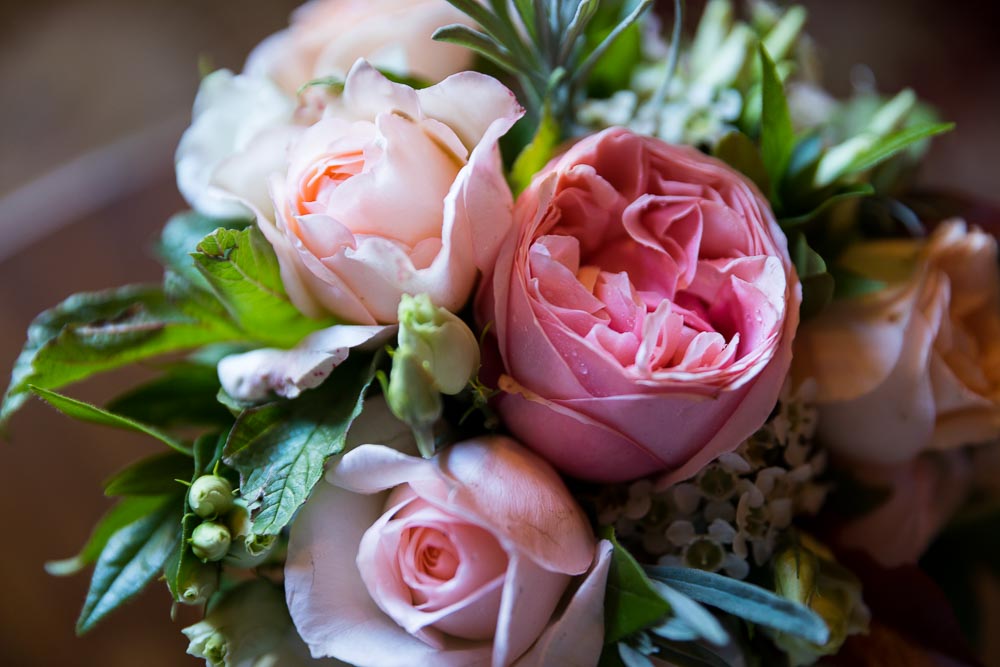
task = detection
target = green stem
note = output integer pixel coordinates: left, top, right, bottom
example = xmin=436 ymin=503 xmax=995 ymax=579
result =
xmin=649 ymin=0 xmax=686 ymax=116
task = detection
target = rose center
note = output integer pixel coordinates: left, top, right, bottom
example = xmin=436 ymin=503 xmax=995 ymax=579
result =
xmin=296 ymin=150 xmax=366 ymax=217
xmin=403 ymin=526 xmax=460 ymax=584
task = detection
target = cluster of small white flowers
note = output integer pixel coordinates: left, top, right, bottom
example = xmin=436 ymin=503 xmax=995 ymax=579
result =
xmin=593 ymin=382 xmax=827 ymax=580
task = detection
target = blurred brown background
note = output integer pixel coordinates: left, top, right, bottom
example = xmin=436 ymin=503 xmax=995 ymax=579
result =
xmin=0 ymin=1 xmax=997 ymax=665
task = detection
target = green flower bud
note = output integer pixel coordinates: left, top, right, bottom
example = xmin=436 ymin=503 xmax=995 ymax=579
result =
xmin=191 ymin=522 xmax=232 ymax=562
xmin=201 ymin=631 xmax=228 ymax=666
xmin=188 ymin=475 xmax=234 ymax=518
xmin=386 ymin=349 xmax=442 ymax=458
xmin=182 ymin=580 xmax=290 ymax=667
xmin=397 ymin=293 xmax=480 ymax=395
xmin=178 ymin=563 xmax=219 ymax=606
xmin=770 ymin=534 xmax=870 ymax=666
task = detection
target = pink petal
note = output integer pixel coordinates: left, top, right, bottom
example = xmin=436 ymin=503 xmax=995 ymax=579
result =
xmin=514 ymin=540 xmax=613 ymax=667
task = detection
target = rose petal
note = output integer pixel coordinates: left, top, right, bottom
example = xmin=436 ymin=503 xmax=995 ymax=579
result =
xmin=217 ymin=324 xmax=394 ymax=402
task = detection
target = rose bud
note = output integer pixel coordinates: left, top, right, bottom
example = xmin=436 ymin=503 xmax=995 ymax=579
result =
xmin=191 ymin=522 xmax=232 ymax=562
xmin=178 ymin=562 xmax=220 ymax=607
xmin=224 ymin=498 xmax=278 ymax=568
xmin=188 ymin=475 xmax=234 ymax=519
xmin=385 ymin=349 xmax=444 ymax=458
xmin=398 ymin=293 xmax=480 ymax=395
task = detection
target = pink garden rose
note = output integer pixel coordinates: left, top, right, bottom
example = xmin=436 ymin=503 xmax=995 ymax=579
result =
xmin=480 ymin=127 xmax=800 ymax=483
xmin=796 ymin=220 xmax=1000 ymax=464
xmin=249 ymin=59 xmax=522 ymax=324
xmin=285 ymin=425 xmax=612 ymax=667
xmin=245 ymin=0 xmax=474 ymax=94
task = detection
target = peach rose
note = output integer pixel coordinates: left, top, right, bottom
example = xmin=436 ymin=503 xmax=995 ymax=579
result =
xmin=833 ymin=453 xmax=971 ymax=567
xmin=796 ymin=220 xmax=1000 ymax=463
xmin=285 ymin=429 xmax=612 ymax=667
xmin=245 ymin=60 xmax=522 ymax=324
xmin=479 ymin=127 xmax=800 ymax=483
xmin=245 ymin=0 xmax=475 ymax=94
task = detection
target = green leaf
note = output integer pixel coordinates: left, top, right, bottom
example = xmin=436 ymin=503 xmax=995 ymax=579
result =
xmin=645 ymin=566 xmax=830 ymax=645
xmin=45 ymin=496 xmax=167 ymax=577
xmin=583 ymin=0 xmax=644 ymax=96
xmin=193 ymin=226 xmax=334 ymax=348
xmin=2 ymin=285 xmax=241 ymax=426
xmin=224 ymin=354 xmax=377 ymax=536
xmin=105 ymin=363 xmax=232 ymax=429
xmin=714 ymin=131 xmax=770 ymax=195
xmin=648 ymin=639 xmax=732 ymax=667
xmin=648 ymin=581 xmax=728 ymax=646
xmin=511 ymin=105 xmax=560 ymax=195
xmin=29 ymin=386 xmax=192 ymax=455
xmin=157 ymin=211 xmax=250 ymax=290
xmin=194 ymin=431 xmax=227 ymax=477
xmin=790 ymin=233 xmax=834 ymax=320
xmin=831 ymin=268 xmax=887 ymax=300
xmin=433 ymin=24 xmax=522 ymax=75
xmin=778 ymin=183 xmax=875 ymax=229
xmin=76 ymin=497 xmax=181 ymax=634
xmin=103 ymin=452 xmax=193 ymax=497
xmin=601 ymin=528 xmax=672 ymax=644
xmin=758 ymin=44 xmax=795 ymax=203
xmin=816 ymin=121 xmax=955 ymax=187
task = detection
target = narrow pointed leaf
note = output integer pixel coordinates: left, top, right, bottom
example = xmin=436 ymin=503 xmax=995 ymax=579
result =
xmin=602 ymin=528 xmax=672 ymax=643
xmin=759 ymin=44 xmax=794 ymax=201
xmin=103 ymin=452 xmax=193 ymax=497
xmin=645 ymin=566 xmax=830 ymax=645
xmin=45 ymin=496 xmax=167 ymax=577
xmin=76 ymin=498 xmax=181 ymax=634
xmin=30 ymin=386 xmax=191 ymax=455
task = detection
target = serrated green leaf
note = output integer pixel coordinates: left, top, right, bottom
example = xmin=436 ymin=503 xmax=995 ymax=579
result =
xmin=511 ymin=105 xmax=560 ymax=195
xmin=224 ymin=354 xmax=377 ymax=536
xmin=645 ymin=566 xmax=830 ymax=645
xmin=601 ymin=528 xmax=672 ymax=644
xmin=714 ymin=131 xmax=770 ymax=195
xmin=791 ymin=233 xmax=834 ymax=320
xmin=758 ymin=44 xmax=794 ymax=203
xmin=76 ymin=498 xmax=181 ymax=634
xmin=2 ymin=285 xmax=241 ymax=426
xmin=193 ymin=226 xmax=333 ymax=348
xmin=45 ymin=496 xmax=167 ymax=577
xmin=157 ymin=211 xmax=250 ymax=290
xmin=30 ymin=386 xmax=192 ymax=455
xmin=105 ymin=363 xmax=232 ymax=429
xmin=103 ymin=452 xmax=193 ymax=497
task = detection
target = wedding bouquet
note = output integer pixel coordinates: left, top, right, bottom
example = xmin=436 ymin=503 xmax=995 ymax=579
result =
xmin=6 ymin=1 xmax=998 ymax=665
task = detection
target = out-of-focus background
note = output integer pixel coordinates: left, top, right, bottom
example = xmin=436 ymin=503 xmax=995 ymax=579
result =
xmin=0 ymin=1 xmax=997 ymax=665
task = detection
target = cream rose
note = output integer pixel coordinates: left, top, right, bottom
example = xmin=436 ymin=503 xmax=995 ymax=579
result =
xmin=797 ymin=219 xmax=1000 ymax=463
xmin=245 ymin=0 xmax=475 ymax=94
xmin=252 ymin=60 xmax=522 ymax=324
xmin=285 ymin=420 xmax=612 ymax=667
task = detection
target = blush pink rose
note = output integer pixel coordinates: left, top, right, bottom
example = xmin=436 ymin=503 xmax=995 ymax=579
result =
xmin=249 ymin=59 xmax=522 ymax=324
xmin=285 ymin=431 xmax=612 ymax=667
xmin=796 ymin=220 xmax=1000 ymax=464
xmin=245 ymin=0 xmax=475 ymax=94
xmin=479 ymin=127 xmax=800 ymax=483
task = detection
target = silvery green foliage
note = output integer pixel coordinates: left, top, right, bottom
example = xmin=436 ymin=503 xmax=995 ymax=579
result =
xmin=594 ymin=381 xmax=827 ymax=580
xmin=577 ymin=0 xmax=813 ymax=146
